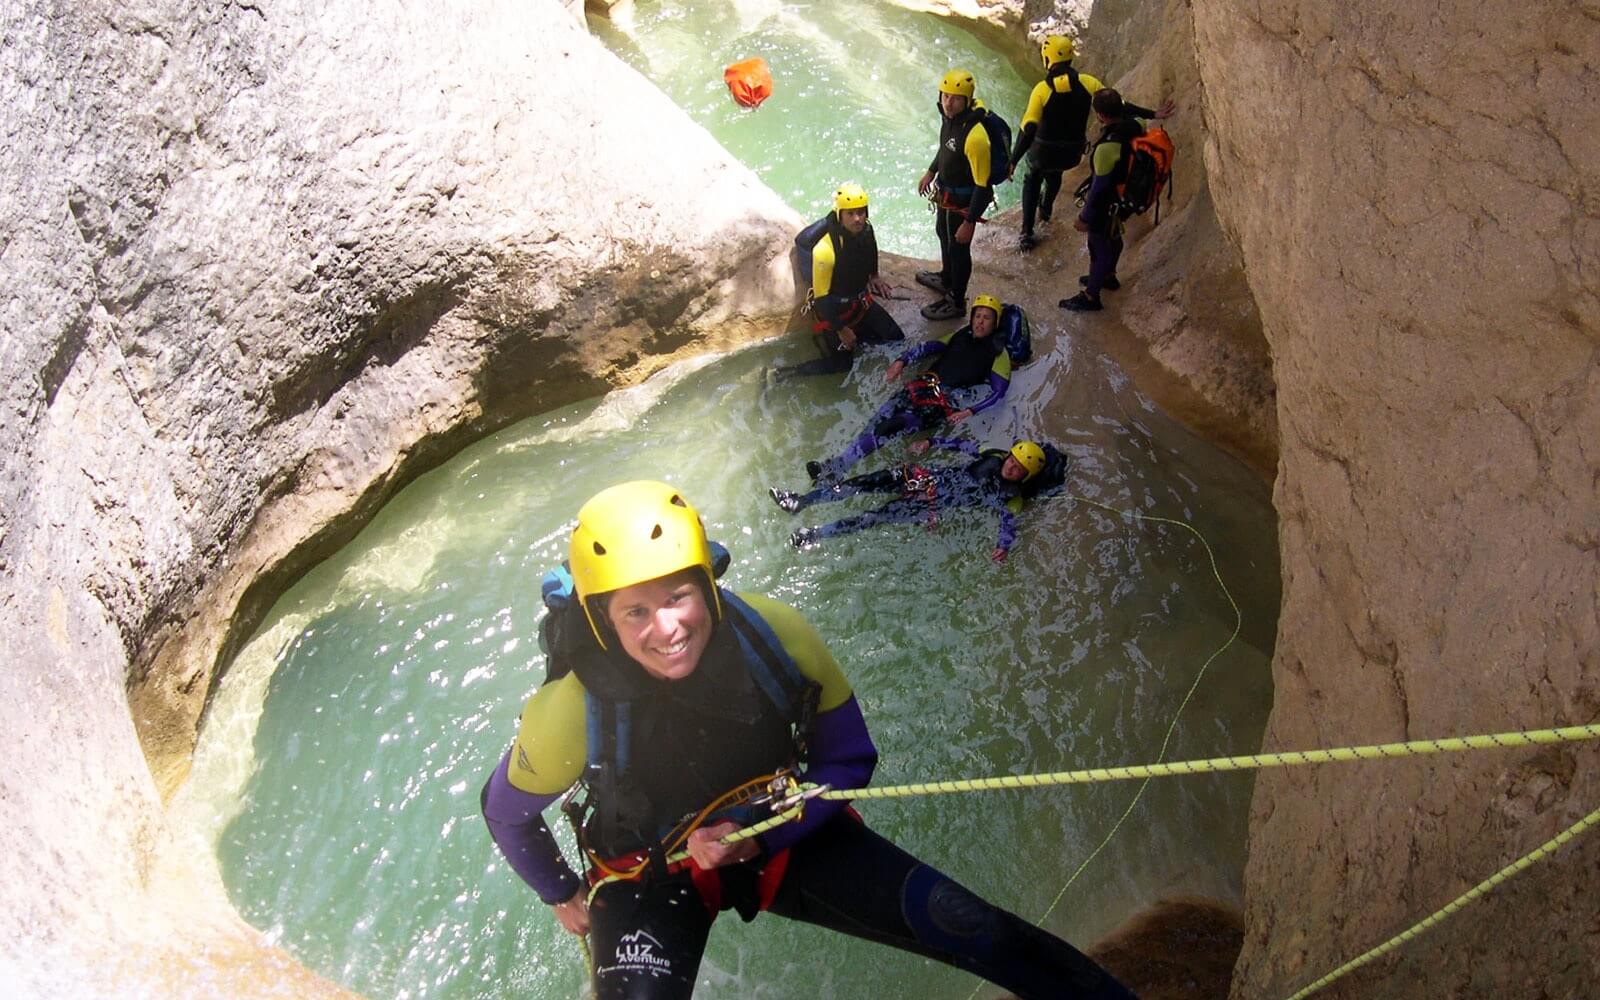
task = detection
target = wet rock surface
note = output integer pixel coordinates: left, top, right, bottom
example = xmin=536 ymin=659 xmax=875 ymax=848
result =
xmin=1191 ymin=1 xmax=1600 ymax=996
xmin=0 ymin=0 xmax=794 ymax=993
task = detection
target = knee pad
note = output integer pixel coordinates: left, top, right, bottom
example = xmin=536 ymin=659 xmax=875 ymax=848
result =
xmin=901 ymin=865 xmax=1006 ymax=953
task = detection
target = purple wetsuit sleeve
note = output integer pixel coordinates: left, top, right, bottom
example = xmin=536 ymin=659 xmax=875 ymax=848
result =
xmin=928 ymin=436 xmax=981 ymax=458
xmin=481 ymin=748 xmax=583 ymax=904
xmin=997 ymin=505 xmax=1019 ymax=551
xmin=968 ymin=371 xmax=1010 ymax=415
xmin=757 ymin=694 xmax=878 ymax=855
xmin=897 ymin=339 xmax=946 ymax=367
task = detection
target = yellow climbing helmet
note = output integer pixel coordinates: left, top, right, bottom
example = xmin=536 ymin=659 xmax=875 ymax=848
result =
xmin=834 ymin=182 xmax=869 ymax=212
xmin=971 ymin=293 xmax=1003 ymax=320
xmin=939 ymin=69 xmax=976 ymax=98
xmin=1040 ymin=35 xmax=1075 ymax=68
xmin=1010 ymin=440 xmax=1046 ymax=480
xmin=569 ymin=480 xmax=720 ymax=648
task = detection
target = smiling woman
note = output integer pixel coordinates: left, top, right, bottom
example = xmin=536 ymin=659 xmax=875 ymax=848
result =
xmin=480 ymin=480 xmax=1139 ymax=1000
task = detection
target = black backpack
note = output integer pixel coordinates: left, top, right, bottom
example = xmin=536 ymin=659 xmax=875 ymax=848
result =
xmin=999 ymin=304 xmax=1031 ymax=366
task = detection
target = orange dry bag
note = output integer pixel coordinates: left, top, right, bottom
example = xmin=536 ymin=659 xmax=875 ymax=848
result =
xmin=724 ymin=58 xmax=773 ymax=109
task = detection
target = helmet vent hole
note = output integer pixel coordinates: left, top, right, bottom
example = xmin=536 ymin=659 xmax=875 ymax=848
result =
xmin=650 ymin=524 xmax=663 ymax=540
xmin=669 ymin=495 xmax=687 ymax=508
xmin=592 ymin=542 xmax=606 ymax=555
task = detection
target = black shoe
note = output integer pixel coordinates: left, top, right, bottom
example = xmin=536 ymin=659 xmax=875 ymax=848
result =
xmin=791 ymin=527 xmax=819 ymax=549
xmin=1017 ymin=232 xmax=1039 ymax=252
xmin=921 ymin=296 xmax=966 ymax=320
xmin=1060 ymin=292 xmax=1103 ymax=312
xmin=914 ymin=270 xmax=948 ymax=293
xmin=769 ymin=488 xmax=802 ymax=514
xmin=1078 ymin=274 xmax=1120 ymax=291
xmin=805 ymin=460 xmax=824 ymax=482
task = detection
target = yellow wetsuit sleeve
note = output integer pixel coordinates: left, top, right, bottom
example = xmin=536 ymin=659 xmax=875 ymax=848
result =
xmin=1093 ymin=138 xmax=1123 ymax=177
xmin=991 ymin=349 xmax=1013 ymax=381
xmin=1021 ymin=80 xmax=1051 ymax=129
xmin=963 ymin=120 xmax=992 ymax=187
xmin=811 ymin=230 xmax=837 ymax=297
xmin=507 ymin=672 xmax=589 ymax=795
xmin=736 ymin=592 xmax=854 ymax=712
xmin=1080 ymin=72 xmax=1104 ymax=96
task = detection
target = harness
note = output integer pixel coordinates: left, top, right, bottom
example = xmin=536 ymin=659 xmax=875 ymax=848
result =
xmin=562 ymin=591 xmax=821 ymax=891
xmin=903 ymin=372 xmax=955 ymax=422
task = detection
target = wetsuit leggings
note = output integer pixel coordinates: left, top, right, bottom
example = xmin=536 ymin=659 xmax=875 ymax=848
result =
xmin=1084 ymin=224 xmax=1124 ymax=297
xmin=934 ymin=204 xmax=972 ymax=305
xmin=817 ymin=398 xmax=939 ymax=480
xmin=587 ymin=814 xmax=1136 ymax=999
xmin=1020 ymin=140 xmax=1084 ymax=235
xmin=776 ymin=302 xmax=905 ymax=379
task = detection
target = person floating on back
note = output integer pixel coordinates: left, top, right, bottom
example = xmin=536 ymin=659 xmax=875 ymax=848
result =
xmin=1010 ymin=36 xmax=1172 ymax=252
xmin=1061 ymin=88 xmax=1175 ymax=312
xmin=799 ymin=294 xmax=1013 ymax=483
xmin=915 ymin=69 xmax=1010 ymax=321
xmin=777 ymin=183 xmax=906 ymax=380
xmin=775 ymin=437 xmax=1067 ymax=563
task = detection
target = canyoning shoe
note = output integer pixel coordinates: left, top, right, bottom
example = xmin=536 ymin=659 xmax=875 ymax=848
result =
xmin=1060 ymin=292 xmax=1104 ymax=312
xmin=921 ymin=296 xmax=966 ymax=321
xmin=791 ymin=527 xmax=819 ymax=549
xmin=1078 ymin=274 xmax=1120 ymax=291
xmin=769 ymin=488 xmax=803 ymax=514
xmin=805 ymin=460 xmax=825 ymax=482
xmin=1017 ymin=232 xmax=1039 ymax=252
xmin=914 ymin=270 xmax=949 ymax=293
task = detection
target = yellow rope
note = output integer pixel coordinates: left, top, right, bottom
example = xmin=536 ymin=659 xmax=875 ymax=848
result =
xmin=719 ymin=724 xmax=1600 ymax=842
xmin=1283 ymin=802 xmax=1600 ymax=1000
xmin=1035 ymin=497 xmax=1241 ymax=918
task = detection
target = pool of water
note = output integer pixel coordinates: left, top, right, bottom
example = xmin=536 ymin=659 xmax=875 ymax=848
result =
xmin=176 ymin=325 xmax=1278 ymax=999
xmin=590 ymin=0 xmax=1035 ymax=256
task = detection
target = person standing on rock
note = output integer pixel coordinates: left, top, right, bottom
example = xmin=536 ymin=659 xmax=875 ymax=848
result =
xmin=479 ymin=480 xmax=1139 ymax=1000
xmin=915 ymin=69 xmax=997 ymax=322
xmin=1061 ymin=88 xmax=1168 ymax=312
xmin=776 ymin=182 xmax=905 ymax=380
xmin=1010 ymin=36 xmax=1172 ymax=252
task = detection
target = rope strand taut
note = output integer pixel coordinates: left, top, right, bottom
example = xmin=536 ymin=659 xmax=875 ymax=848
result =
xmin=1283 ymin=802 xmax=1600 ymax=1000
xmin=819 ymin=724 xmax=1600 ymax=803
xmin=715 ymin=724 xmax=1600 ymax=844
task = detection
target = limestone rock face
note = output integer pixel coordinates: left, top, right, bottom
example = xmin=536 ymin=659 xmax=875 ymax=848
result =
xmin=1190 ymin=2 xmax=1600 ymax=996
xmin=0 ymin=0 xmax=796 ymax=993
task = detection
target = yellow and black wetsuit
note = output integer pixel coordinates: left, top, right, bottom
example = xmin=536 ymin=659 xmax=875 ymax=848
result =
xmin=778 ymin=215 xmax=905 ymax=379
xmin=481 ymin=589 xmax=1134 ymax=1000
xmin=928 ymin=101 xmax=995 ymax=306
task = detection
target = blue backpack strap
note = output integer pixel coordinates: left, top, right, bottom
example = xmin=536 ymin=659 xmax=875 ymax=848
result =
xmin=719 ymin=591 xmax=806 ymax=714
xmin=541 ymin=562 xmax=575 ymax=609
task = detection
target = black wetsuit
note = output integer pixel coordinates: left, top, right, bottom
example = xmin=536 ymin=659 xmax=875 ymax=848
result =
xmin=779 ymin=214 xmax=905 ymax=379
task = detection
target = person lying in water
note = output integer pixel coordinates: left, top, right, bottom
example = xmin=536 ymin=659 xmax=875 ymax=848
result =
xmin=803 ymin=294 xmax=1013 ymax=484
xmin=480 ymin=480 xmax=1130 ymax=1000
xmin=775 ymin=437 xmax=1065 ymax=563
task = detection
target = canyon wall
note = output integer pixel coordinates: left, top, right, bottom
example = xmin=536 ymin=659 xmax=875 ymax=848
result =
xmin=0 ymin=0 xmax=796 ymax=993
xmin=1190 ymin=2 xmax=1599 ymax=996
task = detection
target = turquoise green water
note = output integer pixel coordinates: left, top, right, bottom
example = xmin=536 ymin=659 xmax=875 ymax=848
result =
xmin=591 ymin=0 xmax=1035 ymax=256
xmin=179 ymin=328 xmax=1279 ymax=999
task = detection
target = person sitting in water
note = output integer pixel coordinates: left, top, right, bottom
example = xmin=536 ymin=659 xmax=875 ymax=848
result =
xmin=801 ymin=294 xmax=1012 ymax=483
xmin=479 ymin=480 xmax=1135 ymax=1000
xmin=776 ymin=183 xmax=905 ymax=380
xmin=775 ymin=438 xmax=1061 ymax=562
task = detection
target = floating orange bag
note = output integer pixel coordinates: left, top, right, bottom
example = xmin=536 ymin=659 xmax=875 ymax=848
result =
xmin=724 ymin=58 xmax=773 ymax=109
